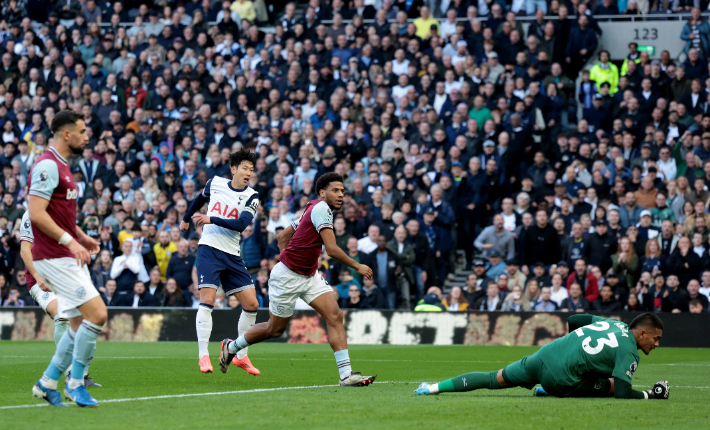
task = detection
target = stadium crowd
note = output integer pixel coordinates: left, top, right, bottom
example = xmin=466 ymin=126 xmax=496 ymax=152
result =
xmin=0 ymin=0 xmax=709 ymax=315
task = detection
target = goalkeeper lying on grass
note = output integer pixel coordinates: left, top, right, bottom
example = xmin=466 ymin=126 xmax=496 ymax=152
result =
xmin=416 ymin=312 xmax=669 ymax=400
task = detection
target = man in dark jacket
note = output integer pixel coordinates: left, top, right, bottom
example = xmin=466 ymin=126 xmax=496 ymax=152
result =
xmin=521 ymin=210 xmax=561 ymax=270
xmin=566 ymin=14 xmax=598 ymax=79
xmin=592 ymin=285 xmax=622 ymax=311
xmin=166 ymin=240 xmax=196 ymax=291
xmin=363 ymin=236 xmax=400 ymax=309
xmin=114 ymin=281 xmax=157 ymax=307
xmin=584 ymin=220 xmax=618 ymax=273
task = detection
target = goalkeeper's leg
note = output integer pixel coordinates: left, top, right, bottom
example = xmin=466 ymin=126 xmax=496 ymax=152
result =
xmin=417 ymin=354 xmax=539 ymax=395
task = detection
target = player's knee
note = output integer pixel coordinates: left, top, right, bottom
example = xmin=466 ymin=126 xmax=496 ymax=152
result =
xmin=325 ymin=309 xmax=344 ymax=326
xmin=201 ymin=296 xmax=215 ymax=306
xmin=93 ymin=308 xmax=108 ymax=326
xmin=267 ymin=322 xmax=286 ymax=338
xmin=241 ymin=299 xmax=259 ymax=311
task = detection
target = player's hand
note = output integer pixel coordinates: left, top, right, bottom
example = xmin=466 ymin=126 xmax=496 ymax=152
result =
xmin=68 ymin=239 xmax=91 ymax=267
xmin=356 ymin=264 xmax=373 ymax=280
xmin=647 ymin=381 xmax=670 ymax=399
xmin=192 ymin=214 xmax=211 ymax=228
xmin=179 ymin=220 xmax=190 ymax=233
xmin=81 ymin=236 xmax=100 ymax=254
xmin=36 ymin=276 xmax=51 ymax=293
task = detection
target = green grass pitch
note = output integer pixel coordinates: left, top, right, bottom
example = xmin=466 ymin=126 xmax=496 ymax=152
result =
xmin=0 ymin=342 xmax=708 ymax=429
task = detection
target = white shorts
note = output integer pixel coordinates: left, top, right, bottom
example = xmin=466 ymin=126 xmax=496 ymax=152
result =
xmin=268 ymin=262 xmax=333 ymax=318
xmin=34 ymin=257 xmax=99 ymax=319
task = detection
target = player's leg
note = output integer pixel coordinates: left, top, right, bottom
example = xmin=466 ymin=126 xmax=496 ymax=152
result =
xmin=307 ymin=284 xmax=375 ymax=387
xmin=196 ymin=287 xmax=216 ymax=372
xmin=28 ymin=284 xmax=68 ymax=346
xmin=231 ymin=288 xmax=260 ymax=375
xmin=221 ymin=312 xmax=290 ymax=373
xmin=417 ymin=354 xmax=540 ymax=396
xmin=222 ymin=262 xmax=296 ymax=373
xmin=226 ymin=258 xmax=261 ymax=374
xmin=33 ymin=309 xmax=80 ymax=407
xmin=194 ymin=246 xmax=221 ymax=373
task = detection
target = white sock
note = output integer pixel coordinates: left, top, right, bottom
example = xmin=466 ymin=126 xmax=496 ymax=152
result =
xmin=236 ymin=310 xmax=257 ymax=359
xmin=196 ymin=304 xmax=213 ymax=358
xmin=334 ymin=349 xmax=352 ymax=379
xmin=428 ymin=383 xmax=440 ymax=394
xmin=68 ymin=378 xmax=83 ymax=389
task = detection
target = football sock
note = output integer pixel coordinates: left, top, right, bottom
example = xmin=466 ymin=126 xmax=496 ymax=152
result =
xmin=196 ymin=304 xmax=213 ymax=358
xmin=334 ymin=349 xmax=352 ymax=379
xmin=41 ymin=327 xmax=76 ymax=389
xmin=432 ymin=371 xmax=501 ymax=394
xmin=68 ymin=320 xmax=103 ymax=389
xmin=53 ymin=316 xmax=69 ymax=346
xmin=228 ymin=335 xmax=250 ymax=355
xmin=236 ymin=309 xmax=257 ymax=359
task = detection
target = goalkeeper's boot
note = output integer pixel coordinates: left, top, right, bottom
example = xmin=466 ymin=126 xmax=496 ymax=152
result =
xmin=32 ymin=381 xmax=67 ymax=407
xmin=233 ymin=355 xmax=260 ymax=375
xmin=199 ymin=355 xmax=213 ymax=373
xmin=415 ymin=382 xmax=436 ymax=396
xmin=534 ymin=387 xmax=550 ymax=397
xmin=219 ymin=339 xmax=235 ymax=374
xmin=339 ymin=372 xmax=376 ymax=387
xmin=84 ymin=375 xmax=102 ymax=387
xmin=64 ymin=385 xmax=99 ymax=407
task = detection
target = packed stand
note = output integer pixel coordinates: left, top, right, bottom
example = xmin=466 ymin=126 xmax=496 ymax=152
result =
xmin=0 ymin=0 xmax=708 ymax=315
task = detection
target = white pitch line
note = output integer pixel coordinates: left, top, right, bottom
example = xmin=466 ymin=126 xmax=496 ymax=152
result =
xmin=1 ymin=381 xmax=707 ymax=410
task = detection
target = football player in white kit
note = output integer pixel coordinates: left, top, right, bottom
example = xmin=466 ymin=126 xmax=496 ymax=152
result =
xmin=180 ymin=147 xmax=262 ymax=375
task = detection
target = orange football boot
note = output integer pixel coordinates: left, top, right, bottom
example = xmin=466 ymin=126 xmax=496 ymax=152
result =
xmin=232 ymin=355 xmax=261 ymax=375
xmin=199 ymin=355 xmax=213 ymax=373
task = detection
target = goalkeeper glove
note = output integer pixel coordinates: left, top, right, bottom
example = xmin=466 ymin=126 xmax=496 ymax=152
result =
xmin=644 ymin=381 xmax=669 ymax=399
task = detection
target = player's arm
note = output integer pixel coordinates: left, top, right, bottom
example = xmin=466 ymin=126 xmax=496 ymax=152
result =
xmin=567 ymin=314 xmax=596 ymax=332
xmin=199 ymin=194 xmax=260 ymax=232
xmin=181 ymin=180 xmax=211 ymax=232
xmin=19 ymin=240 xmax=51 ymax=292
xmin=320 ymin=228 xmax=373 ymax=279
xmin=614 ymin=378 xmax=670 ymax=400
xmin=277 ymin=225 xmax=295 ymax=251
xmin=28 ymin=160 xmax=90 ymax=266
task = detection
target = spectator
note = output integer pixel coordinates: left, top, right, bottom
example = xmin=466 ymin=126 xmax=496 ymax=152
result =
xmin=341 ymin=284 xmax=368 ymax=309
xmin=91 ymin=249 xmax=113 ymax=294
xmin=334 ymin=270 xmax=361 ymax=301
xmin=686 ymin=278 xmax=710 ymax=309
xmin=521 ymin=210 xmax=560 ymax=270
xmin=681 ymin=8 xmax=710 ymax=57
xmin=566 ymin=259 xmax=600 ymax=303
xmin=357 ymin=225 xmax=380 ymax=253
xmin=666 ymin=235 xmax=701 ymax=288
xmin=361 ymin=277 xmax=386 ymax=309
xmin=585 ymin=220 xmax=618 ymax=274
xmin=115 ymin=281 xmax=157 ymax=307
xmin=534 ymin=286 xmax=559 ymax=311
xmin=474 ymin=214 xmax=515 ymax=260
xmin=612 ymin=236 xmax=640 ymax=289
xmin=414 ymin=287 xmax=446 ymax=312
xmin=154 ymin=230 xmax=177 ymax=282
xmin=2 ymin=286 xmax=24 ymax=307
xmin=549 ymin=273 xmax=569 ymax=307
xmin=161 ymin=278 xmax=189 ymax=307
xmin=363 ymin=235 xmax=399 ymax=309
xmin=486 ymin=250 xmax=507 ymax=279
xmin=442 ymin=286 xmax=468 ymax=312
xmin=559 ymin=283 xmax=591 ymax=312
xmin=166 ymin=240 xmax=196 ymax=291
xmin=501 ymin=285 xmax=527 ymax=312
xmin=474 ymin=282 xmax=504 ymax=311
xmin=592 ymin=284 xmax=623 ymax=311
xmin=387 ymin=225 xmax=416 ymax=308
xmin=111 ymin=240 xmax=149 ymax=295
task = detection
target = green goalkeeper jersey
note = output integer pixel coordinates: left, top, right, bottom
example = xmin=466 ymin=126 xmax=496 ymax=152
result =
xmin=536 ymin=316 xmax=641 ymax=387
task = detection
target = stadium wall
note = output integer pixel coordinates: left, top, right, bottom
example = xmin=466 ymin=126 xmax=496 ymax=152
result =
xmin=1 ymin=309 xmax=708 ymax=348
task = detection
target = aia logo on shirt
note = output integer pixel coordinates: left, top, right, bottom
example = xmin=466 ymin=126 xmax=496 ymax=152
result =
xmin=210 ymin=201 xmax=238 ymax=219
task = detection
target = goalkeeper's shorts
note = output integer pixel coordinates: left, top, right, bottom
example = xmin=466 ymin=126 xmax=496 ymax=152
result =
xmin=502 ymin=351 xmax=611 ymax=398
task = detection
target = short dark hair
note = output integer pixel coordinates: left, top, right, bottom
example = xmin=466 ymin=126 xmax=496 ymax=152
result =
xmin=629 ymin=312 xmax=664 ymax=331
xmin=50 ymin=110 xmax=85 ymax=135
xmin=229 ymin=147 xmax=257 ymax=168
xmin=316 ymin=172 xmax=344 ymax=194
